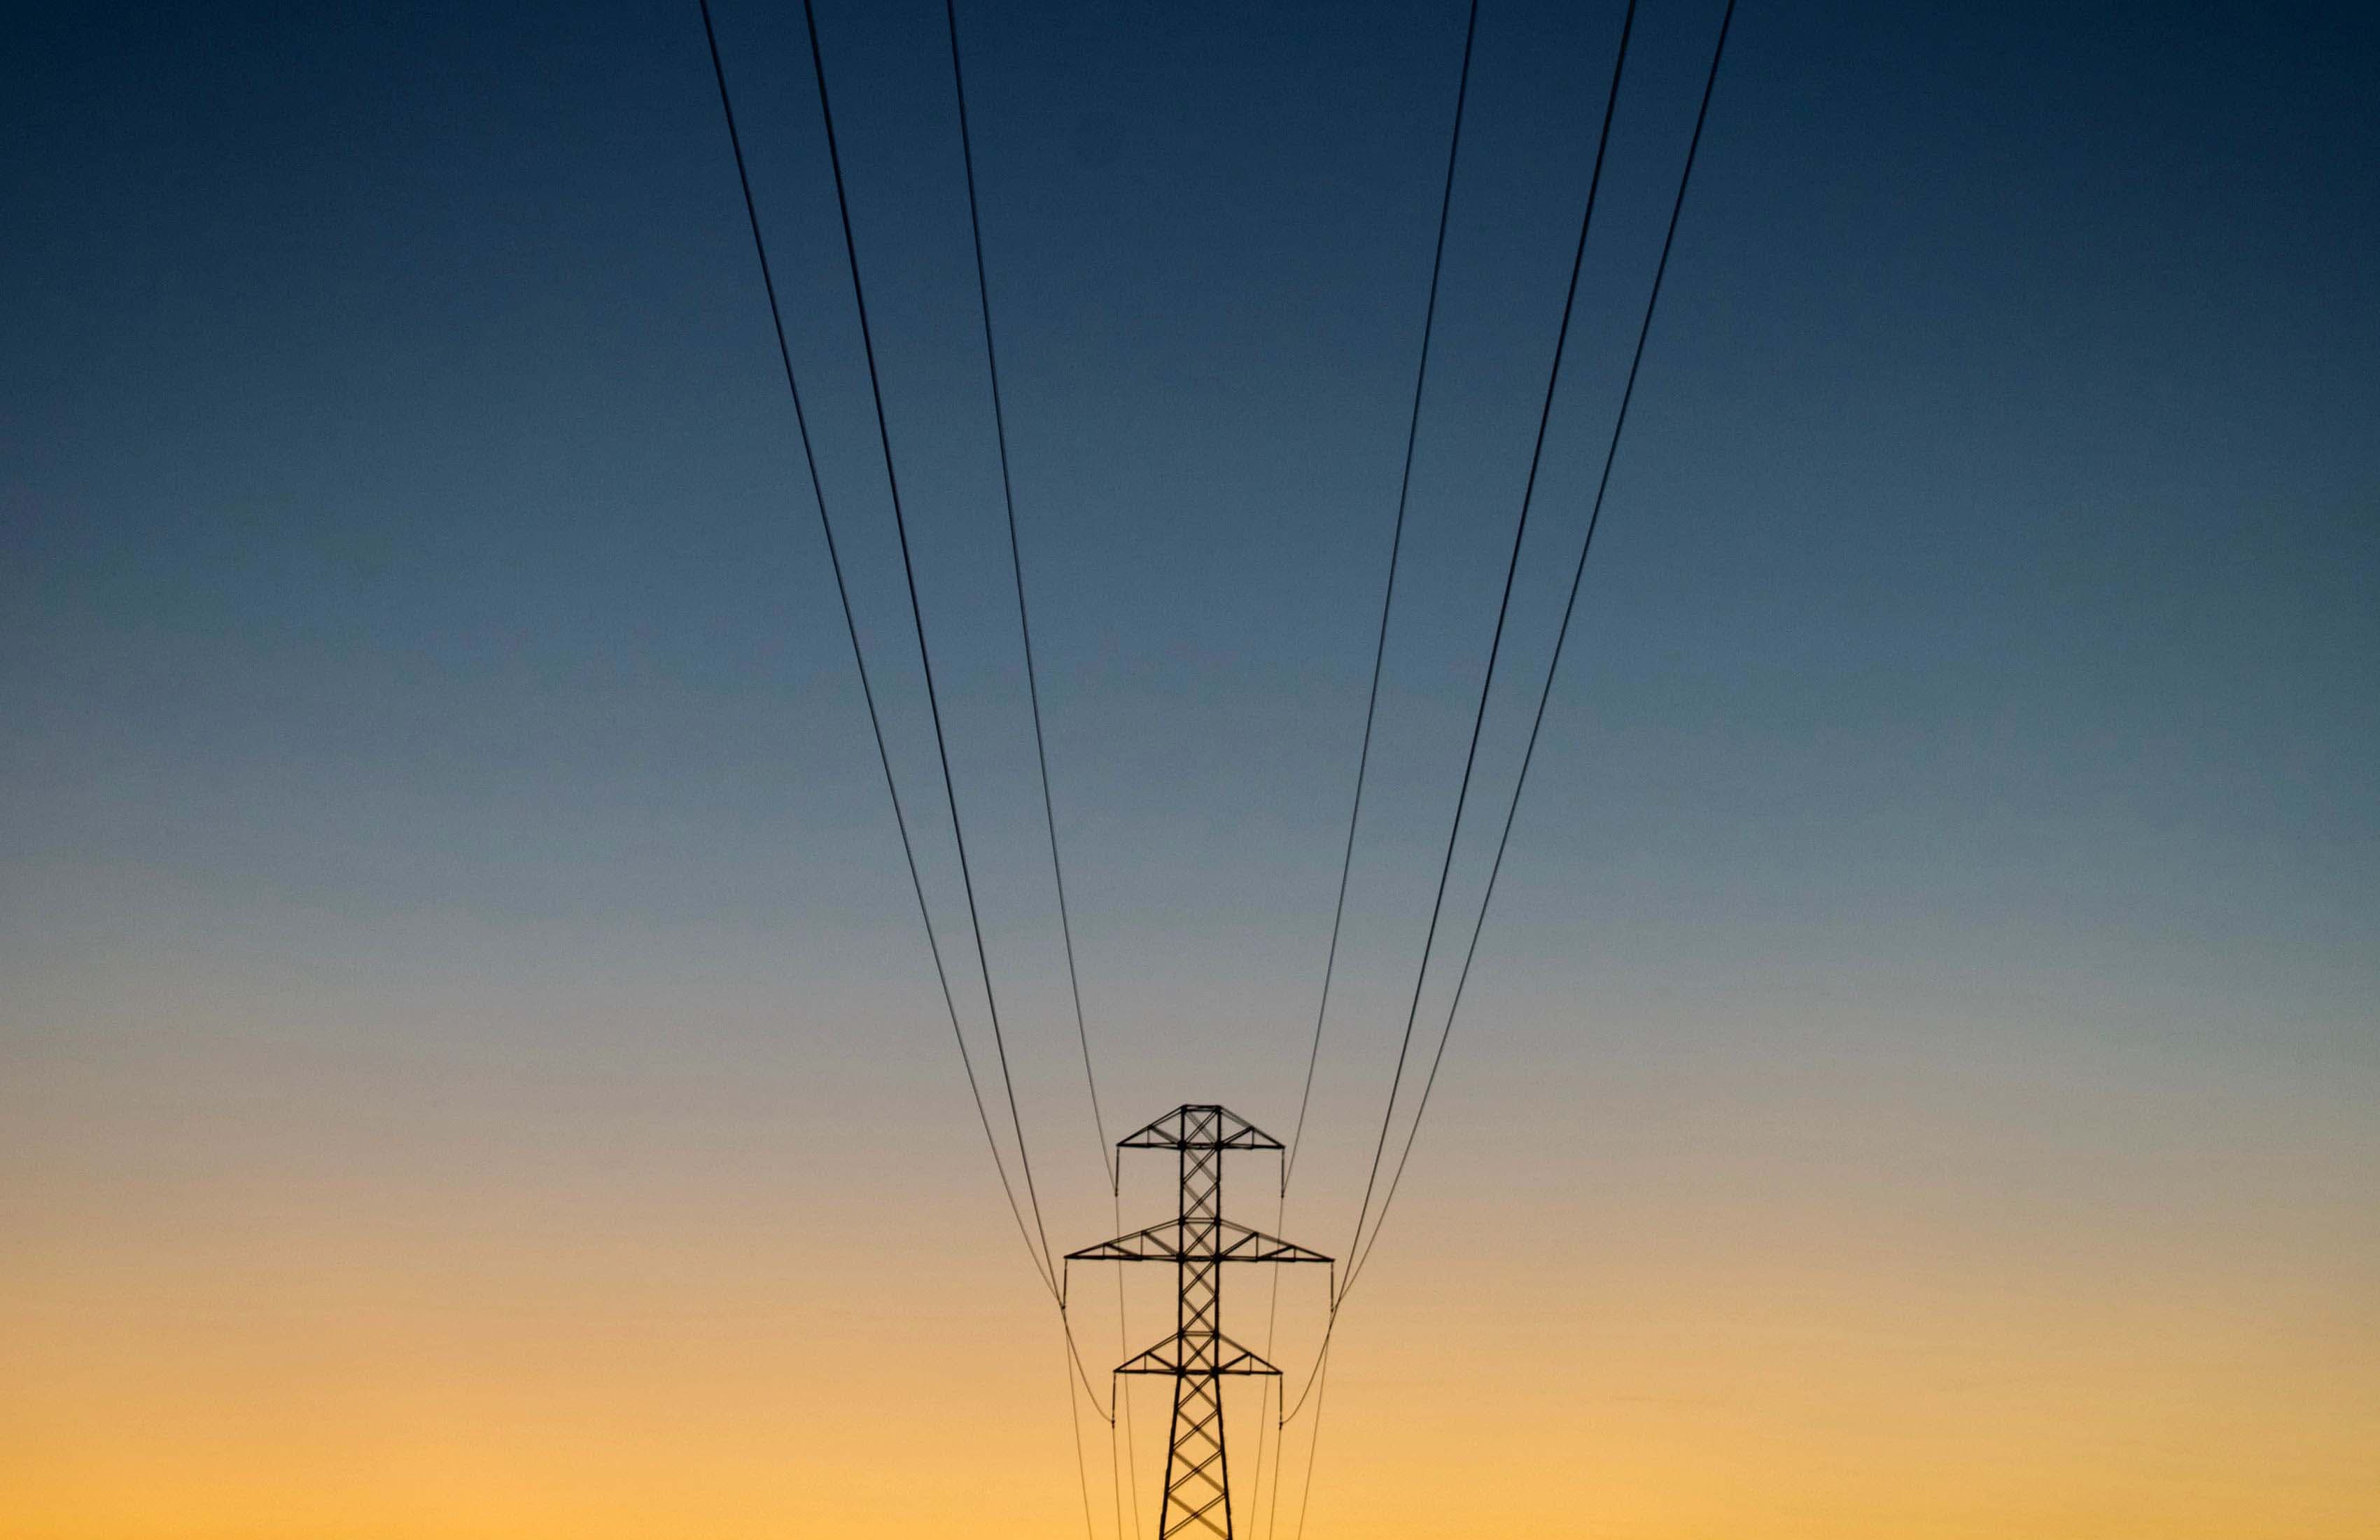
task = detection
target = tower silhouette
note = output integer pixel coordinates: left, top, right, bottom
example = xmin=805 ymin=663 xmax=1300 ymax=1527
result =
xmin=1070 ymin=1105 xmax=1331 ymax=1539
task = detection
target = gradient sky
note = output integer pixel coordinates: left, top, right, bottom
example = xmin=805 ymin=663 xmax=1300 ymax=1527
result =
xmin=5 ymin=0 xmax=2376 ymax=1536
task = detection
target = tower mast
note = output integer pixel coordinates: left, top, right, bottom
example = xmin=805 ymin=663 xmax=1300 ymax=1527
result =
xmin=1070 ymin=1105 xmax=1331 ymax=1539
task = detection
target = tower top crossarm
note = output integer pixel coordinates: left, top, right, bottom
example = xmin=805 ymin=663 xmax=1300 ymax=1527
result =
xmin=1119 ymin=1105 xmax=1282 ymax=1152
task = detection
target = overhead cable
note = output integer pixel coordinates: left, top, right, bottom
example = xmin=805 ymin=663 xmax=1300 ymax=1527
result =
xmin=1341 ymin=0 xmax=1740 ymax=1307
xmin=1259 ymin=8 xmax=1483 ymax=1533
xmin=1339 ymin=0 xmax=1642 ymax=1298
xmin=941 ymin=13 xmax=1149 ymax=1522
xmin=1284 ymin=0 xmax=1739 ymax=1471
xmin=694 ymin=0 xmax=1054 ymax=1299
xmin=797 ymin=0 xmax=1060 ymax=1287
xmin=1280 ymin=0 xmax=1485 ymax=1195
xmin=943 ymin=0 xmax=1118 ymax=1196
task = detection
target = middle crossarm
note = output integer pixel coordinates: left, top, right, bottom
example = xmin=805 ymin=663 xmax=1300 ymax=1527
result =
xmin=1065 ymin=1218 xmax=1331 ymax=1265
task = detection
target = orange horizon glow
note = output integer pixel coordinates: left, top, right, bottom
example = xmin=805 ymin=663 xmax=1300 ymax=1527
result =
xmin=8 ymin=991 xmax=2373 ymax=1539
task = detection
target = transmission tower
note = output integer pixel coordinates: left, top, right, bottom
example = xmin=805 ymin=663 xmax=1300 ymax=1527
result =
xmin=1069 ymin=1105 xmax=1331 ymax=1539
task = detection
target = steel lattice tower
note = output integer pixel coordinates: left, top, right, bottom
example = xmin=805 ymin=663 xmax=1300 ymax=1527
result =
xmin=1070 ymin=1105 xmax=1330 ymax=1540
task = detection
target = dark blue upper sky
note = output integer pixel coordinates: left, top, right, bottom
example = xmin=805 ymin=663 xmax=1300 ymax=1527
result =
xmin=7 ymin=0 xmax=2375 ymax=1129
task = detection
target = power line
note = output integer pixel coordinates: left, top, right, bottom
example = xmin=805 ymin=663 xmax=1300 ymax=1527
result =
xmin=1280 ymin=0 xmax=1737 ymax=1480
xmin=1286 ymin=1339 xmax=1334 ymax=1540
xmin=1340 ymin=0 xmax=1739 ymax=1308
xmin=1340 ymin=0 xmax=1642 ymax=1298
xmin=941 ymin=15 xmax=1145 ymax=1529
xmin=1263 ymin=1371 xmax=1293 ymax=1539
xmin=1256 ymin=10 xmax=1483 ymax=1534
xmin=1109 ymin=1368 xmax=1130 ymax=1540
xmin=943 ymin=0 xmax=1116 ymax=1195
xmin=701 ymin=27 xmax=1121 ymax=1532
xmin=1280 ymin=0 xmax=1483 ymax=1196
xmin=693 ymin=0 xmax=1054 ymax=1301
xmin=715 ymin=0 xmax=1737 ymax=1527
xmin=1245 ymin=1376 xmax=1275 ymax=1540
xmin=1120 ymin=1373 xmax=1145 ymax=1540
xmin=797 ymin=0 xmax=1060 ymax=1288
xmin=704 ymin=11 xmax=1124 ymax=1476
xmin=1063 ymin=1335 xmax=1100 ymax=1540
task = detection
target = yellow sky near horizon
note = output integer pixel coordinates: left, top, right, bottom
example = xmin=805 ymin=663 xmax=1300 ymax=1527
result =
xmin=8 ymin=991 xmax=2374 ymax=1540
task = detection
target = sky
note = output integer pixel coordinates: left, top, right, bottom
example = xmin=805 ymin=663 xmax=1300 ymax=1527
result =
xmin=4 ymin=0 xmax=2376 ymax=1536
